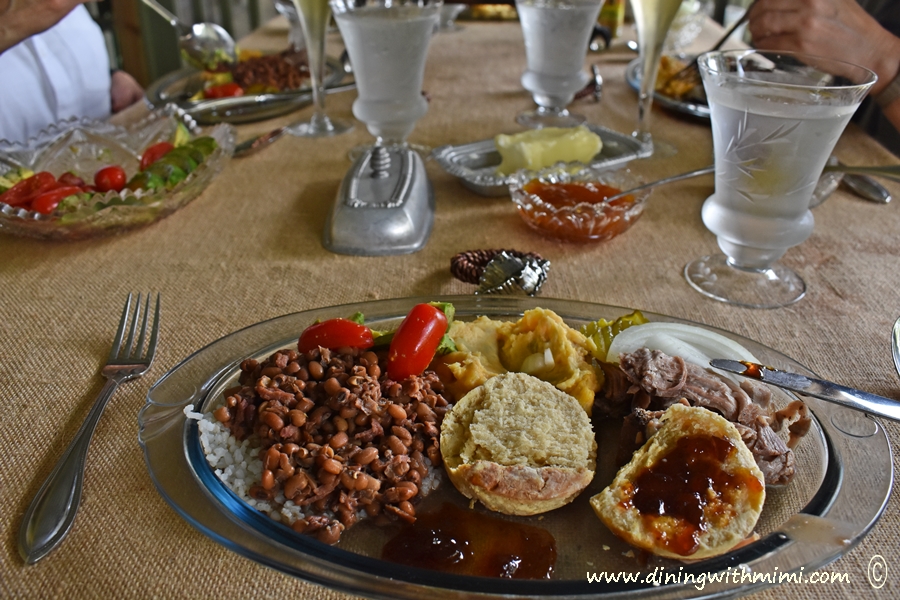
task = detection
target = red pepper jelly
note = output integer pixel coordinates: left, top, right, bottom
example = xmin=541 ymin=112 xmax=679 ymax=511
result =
xmin=516 ymin=179 xmax=641 ymax=242
xmin=628 ymin=434 xmax=764 ymax=557
xmin=522 ymin=180 xmax=630 ymax=208
xmin=381 ymin=503 xmax=557 ymax=579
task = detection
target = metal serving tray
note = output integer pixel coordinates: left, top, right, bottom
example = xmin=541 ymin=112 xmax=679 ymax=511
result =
xmin=431 ymin=123 xmax=652 ymax=197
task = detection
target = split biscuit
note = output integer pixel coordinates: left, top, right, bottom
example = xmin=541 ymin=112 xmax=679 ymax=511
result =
xmin=590 ymin=403 xmax=765 ymax=559
xmin=440 ymin=372 xmax=596 ymax=516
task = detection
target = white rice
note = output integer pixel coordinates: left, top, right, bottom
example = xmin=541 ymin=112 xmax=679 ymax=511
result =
xmin=186 ymin=404 xmax=285 ymax=519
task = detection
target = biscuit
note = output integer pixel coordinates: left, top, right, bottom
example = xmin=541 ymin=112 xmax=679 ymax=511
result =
xmin=590 ymin=403 xmax=765 ymax=559
xmin=440 ymin=372 xmax=596 ymax=515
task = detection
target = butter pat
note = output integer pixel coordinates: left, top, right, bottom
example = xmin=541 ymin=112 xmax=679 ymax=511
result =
xmin=494 ymin=126 xmax=602 ymax=175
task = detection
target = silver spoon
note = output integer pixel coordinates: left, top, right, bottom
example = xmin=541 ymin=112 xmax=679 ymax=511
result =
xmin=140 ymin=0 xmax=237 ymax=70
xmin=602 ymin=163 xmax=900 ymax=204
xmin=841 ymin=165 xmax=892 ymax=203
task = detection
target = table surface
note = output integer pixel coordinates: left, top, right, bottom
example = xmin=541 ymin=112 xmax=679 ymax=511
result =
xmin=2 ymin=16 xmax=899 ymax=600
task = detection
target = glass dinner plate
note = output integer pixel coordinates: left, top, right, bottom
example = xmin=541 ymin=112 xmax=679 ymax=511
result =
xmin=139 ymin=295 xmax=892 ymax=599
xmin=624 ymin=57 xmax=710 ymax=121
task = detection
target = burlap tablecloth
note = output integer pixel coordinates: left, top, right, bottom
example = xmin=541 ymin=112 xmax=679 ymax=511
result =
xmin=2 ymin=17 xmax=898 ymax=600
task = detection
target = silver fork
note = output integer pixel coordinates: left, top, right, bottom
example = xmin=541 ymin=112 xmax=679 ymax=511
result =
xmin=18 ymin=293 xmax=160 ymax=564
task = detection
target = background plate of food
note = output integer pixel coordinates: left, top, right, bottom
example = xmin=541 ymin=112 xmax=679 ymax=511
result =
xmin=139 ymin=295 xmax=890 ymax=599
xmin=145 ymin=49 xmax=348 ymax=125
xmin=0 ymin=105 xmax=234 ymax=240
xmin=625 ymin=54 xmax=710 ymax=120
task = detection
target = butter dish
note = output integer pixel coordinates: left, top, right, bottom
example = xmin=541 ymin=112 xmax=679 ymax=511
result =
xmin=432 ymin=124 xmax=651 ymax=197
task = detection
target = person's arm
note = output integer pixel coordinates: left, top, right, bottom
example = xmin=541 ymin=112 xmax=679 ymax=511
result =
xmin=748 ymin=0 xmax=900 ymax=131
xmin=0 ymin=0 xmax=88 ymax=53
xmin=880 ymin=95 xmax=900 ymax=133
xmin=110 ymin=70 xmax=144 ymax=113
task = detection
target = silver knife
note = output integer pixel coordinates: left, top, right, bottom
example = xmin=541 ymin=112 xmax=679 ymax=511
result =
xmin=710 ymin=359 xmax=900 ymax=422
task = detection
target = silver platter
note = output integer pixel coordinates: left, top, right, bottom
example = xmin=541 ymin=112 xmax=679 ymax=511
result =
xmin=431 ymin=123 xmax=652 ymax=197
xmin=145 ymin=56 xmax=347 ymax=125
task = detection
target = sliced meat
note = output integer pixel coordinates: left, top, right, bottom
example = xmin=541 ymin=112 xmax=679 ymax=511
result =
xmin=616 ymin=403 xmax=688 ymax=466
xmin=621 ymin=349 xmax=743 ymax=420
xmin=680 ymin=367 xmax=741 ymax=420
xmin=740 ymin=379 xmax=773 ymax=415
xmin=773 ymin=400 xmax=812 ymax=449
xmin=738 ymin=416 xmax=796 ymax=485
xmin=605 ymin=348 xmax=807 ymax=486
xmin=619 ymin=348 xmax=688 ymax=398
xmin=596 ymin=360 xmax=636 ymax=417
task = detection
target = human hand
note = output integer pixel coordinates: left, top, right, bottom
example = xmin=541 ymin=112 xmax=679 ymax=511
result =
xmin=110 ymin=70 xmax=145 ymax=113
xmin=747 ymin=0 xmax=900 ymax=95
xmin=0 ymin=0 xmax=88 ymax=53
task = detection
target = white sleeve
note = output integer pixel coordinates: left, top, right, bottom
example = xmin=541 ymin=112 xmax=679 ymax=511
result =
xmin=0 ymin=6 xmax=111 ymax=144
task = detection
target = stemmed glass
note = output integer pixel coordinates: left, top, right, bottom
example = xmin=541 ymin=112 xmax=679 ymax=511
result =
xmin=684 ymin=50 xmax=876 ymax=308
xmin=630 ymin=0 xmax=682 ymax=148
xmin=273 ymin=0 xmax=305 ymax=50
xmin=514 ymin=0 xmax=603 ymax=129
xmin=287 ymin=0 xmax=351 ymax=137
xmin=331 ymin=0 xmax=440 ymax=154
xmin=325 ymin=0 xmax=441 ymax=256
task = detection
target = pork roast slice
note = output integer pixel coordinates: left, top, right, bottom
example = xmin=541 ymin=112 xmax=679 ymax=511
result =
xmin=604 ymin=348 xmax=806 ymax=486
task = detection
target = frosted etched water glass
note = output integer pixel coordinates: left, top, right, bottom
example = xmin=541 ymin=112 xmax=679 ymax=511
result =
xmin=684 ymin=50 xmax=875 ymax=308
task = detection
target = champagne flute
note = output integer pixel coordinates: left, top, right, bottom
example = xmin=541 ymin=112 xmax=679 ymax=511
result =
xmin=288 ymin=0 xmax=351 ymax=137
xmin=630 ymin=0 xmax=682 ymax=149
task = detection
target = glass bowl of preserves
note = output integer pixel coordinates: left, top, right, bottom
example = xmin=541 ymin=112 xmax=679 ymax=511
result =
xmin=508 ymin=166 xmax=650 ymax=242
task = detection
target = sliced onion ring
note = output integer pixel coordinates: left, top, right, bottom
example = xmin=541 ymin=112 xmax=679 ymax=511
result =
xmin=606 ymin=322 xmax=760 ymax=367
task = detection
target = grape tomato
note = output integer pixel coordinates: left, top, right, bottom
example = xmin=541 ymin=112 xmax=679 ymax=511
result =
xmin=140 ymin=142 xmax=175 ymax=171
xmin=203 ymin=82 xmax=244 ymax=99
xmin=297 ymin=318 xmax=375 ymax=353
xmin=387 ymin=304 xmax=449 ymax=381
xmin=0 ymin=172 xmax=58 ymax=207
xmin=30 ymin=186 xmax=83 ymax=214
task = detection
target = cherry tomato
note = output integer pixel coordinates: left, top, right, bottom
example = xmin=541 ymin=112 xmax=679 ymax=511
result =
xmin=94 ymin=165 xmax=127 ymax=192
xmin=140 ymin=142 xmax=175 ymax=171
xmin=58 ymin=172 xmax=88 ymax=189
xmin=0 ymin=172 xmax=58 ymax=207
xmin=297 ymin=318 xmax=375 ymax=353
xmin=387 ymin=304 xmax=448 ymax=381
xmin=29 ymin=185 xmax=83 ymax=214
xmin=203 ymin=82 xmax=244 ymax=99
